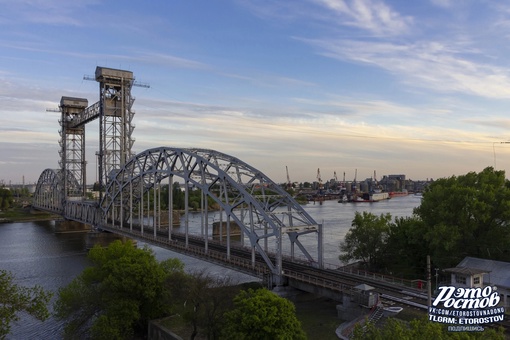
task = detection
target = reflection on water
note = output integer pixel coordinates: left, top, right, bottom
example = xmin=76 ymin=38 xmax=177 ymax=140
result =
xmin=0 ymin=222 xmax=90 ymax=339
xmin=0 ymin=195 xmax=420 ymax=339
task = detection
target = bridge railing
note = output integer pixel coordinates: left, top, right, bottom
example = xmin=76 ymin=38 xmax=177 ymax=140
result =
xmin=335 ymin=265 xmax=427 ymax=291
xmin=97 ymin=224 xmax=270 ymax=279
xmin=282 ymin=269 xmax=352 ymax=293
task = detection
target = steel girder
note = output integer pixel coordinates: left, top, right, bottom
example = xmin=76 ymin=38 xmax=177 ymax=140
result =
xmin=33 ymin=168 xmax=82 ymax=214
xmin=33 ymin=169 xmax=63 ymax=213
xmin=100 ymin=147 xmax=323 ymax=280
xmin=64 ymin=200 xmax=101 ymax=226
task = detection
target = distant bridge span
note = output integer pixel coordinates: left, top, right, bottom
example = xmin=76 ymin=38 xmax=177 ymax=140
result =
xmin=34 ymin=147 xmax=324 ymax=285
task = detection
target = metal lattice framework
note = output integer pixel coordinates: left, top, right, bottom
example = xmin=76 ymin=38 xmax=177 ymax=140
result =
xmin=101 ymin=147 xmax=323 ymax=279
xmin=33 ymin=169 xmax=81 ymax=214
xmin=95 ymin=67 xmax=136 ymax=194
xmin=59 ymin=97 xmax=88 ymax=198
xmin=33 ymin=66 xmax=324 ymax=284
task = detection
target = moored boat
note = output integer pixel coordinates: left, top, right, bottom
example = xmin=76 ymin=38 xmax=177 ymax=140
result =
xmin=349 ymin=191 xmax=389 ymax=202
xmin=389 ymin=190 xmax=409 ymax=198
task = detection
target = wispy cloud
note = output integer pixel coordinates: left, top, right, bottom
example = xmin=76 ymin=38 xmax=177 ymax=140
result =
xmin=0 ymin=0 xmax=96 ymax=26
xmin=237 ymin=0 xmax=412 ymax=36
xmin=429 ymin=0 xmax=455 ymax=8
xmin=301 ymin=37 xmax=510 ymax=99
xmin=314 ymin=0 xmax=413 ymax=36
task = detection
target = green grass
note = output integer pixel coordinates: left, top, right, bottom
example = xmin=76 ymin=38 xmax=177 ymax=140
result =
xmin=293 ymin=295 xmax=342 ymax=340
xmin=0 ymin=206 xmax=56 ymax=222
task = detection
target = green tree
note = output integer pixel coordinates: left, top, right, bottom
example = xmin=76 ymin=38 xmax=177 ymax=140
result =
xmin=415 ymin=167 xmax=510 ymax=269
xmin=222 ymin=288 xmax=306 ymax=340
xmin=0 ymin=270 xmax=52 ymax=338
xmin=339 ymin=212 xmax=392 ymax=272
xmin=384 ymin=216 xmax=429 ymax=279
xmin=352 ymin=317 xmax=505 ymax=339
xmin=54 ymin=240 xmax=180 ymax=339
xmin=170 ymin=270 xmax=240 ymax=340
xmin=0 ymin=188 xmax=13 ymax=209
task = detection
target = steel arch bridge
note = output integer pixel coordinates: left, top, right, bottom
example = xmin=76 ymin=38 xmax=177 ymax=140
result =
xmin=33 ymin=168 xmax=82 ymax=214
xmin=33 ymin=147 xmax=324 ymax=284
xmin=33 ymin=67 xmax=323 ymax=286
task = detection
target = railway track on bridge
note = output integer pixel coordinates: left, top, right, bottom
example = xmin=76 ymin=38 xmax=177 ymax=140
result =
xmin=101 ymin=225 xmax=510 ymax=334
xmin=98 ymin=224 xmax=429 ymax=309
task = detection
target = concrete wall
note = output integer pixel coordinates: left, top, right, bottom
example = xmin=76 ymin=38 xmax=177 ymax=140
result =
xmin=148 ymin=318 xmax=183 ymax=340
xmin=287 ymin=277 xmax=343 ymax=302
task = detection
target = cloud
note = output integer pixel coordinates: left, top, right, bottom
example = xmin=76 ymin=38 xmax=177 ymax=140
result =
xmin=314 ymin=0 xmax=413 ymax=36
xmin=300 ymin=37 xmax=510 ymax=99
xmin=237 ymin=0 xmax=412 ymax=37
xmin=135 ymin=52 xmax=209 ymax=70
xmin=464 ymin=118 xmax=510 ymax=130
xmin=429 ymin=0 xmax=455 ymax=8
xmin=0 ymin=0 xmax=96 ymax=26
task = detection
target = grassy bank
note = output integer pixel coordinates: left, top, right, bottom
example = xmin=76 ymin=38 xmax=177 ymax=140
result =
xmin=0 ymin=206 xmax=58 ymax=223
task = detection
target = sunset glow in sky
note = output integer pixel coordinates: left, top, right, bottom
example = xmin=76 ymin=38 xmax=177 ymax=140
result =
xmin=2 ymin=0 xmax=510 ymax=185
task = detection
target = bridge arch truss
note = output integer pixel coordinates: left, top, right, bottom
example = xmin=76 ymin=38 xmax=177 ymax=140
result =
xmin=33 ymin=168 xmax=81 ymax=214
xmin=100 ymin=147 xmax=324 ymax=281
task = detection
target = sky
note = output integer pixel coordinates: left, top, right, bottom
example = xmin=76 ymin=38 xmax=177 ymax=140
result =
xmin=2 ymin=0 xmax=510 ymax=186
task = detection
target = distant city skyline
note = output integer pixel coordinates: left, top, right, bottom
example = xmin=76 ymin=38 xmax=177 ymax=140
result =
xmin=2 ymin=1 xmax=510 ymax=185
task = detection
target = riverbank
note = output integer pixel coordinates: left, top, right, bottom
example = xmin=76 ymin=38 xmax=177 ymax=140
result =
xmin=0 ymin=206 xmax=58 ymax=223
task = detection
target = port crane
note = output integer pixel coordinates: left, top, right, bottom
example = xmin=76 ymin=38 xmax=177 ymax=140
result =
xmin=316 ymin=168 xmax=324 ymax=203
xmin=286 ymin=166 xmax=292 ymax=189
xmin=341 ymin=171 xmax=346 ymax=192
xmin=316 ymin=168 xmax=323 ymax=191
xmin=352 ymin=169 xmax=358 ymax=193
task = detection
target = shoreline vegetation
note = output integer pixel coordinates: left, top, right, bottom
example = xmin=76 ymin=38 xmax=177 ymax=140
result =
xmin=0 ymin=206 xmax=58 ymax=224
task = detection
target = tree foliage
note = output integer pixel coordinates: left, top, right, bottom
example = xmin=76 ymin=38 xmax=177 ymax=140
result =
xmin=166 ymin=270 xmax=240 ymax=340
xmin=340 ymin=167 xmax=510 ymax=279
xmin=0 ymin=270 xmax=52 ymax=338
xmin=416 ymin=167 xmax=510 ymax=269
xmin=339 ymin=211 xmax=392 ymax=271
xmin=352 ymin=317 xmax=505 ymax=340
xmin=158 ymin=182 xmax=217 ymax=211
xmin=0 ymin=188 xmax=14 ymax=209
xmin=53 ymin=240 xmax=181 ymax=339
xmin=384 ymin=216 xmax=429 ymax=278
xmin=222 ymin=288 xmax=306 ymax=340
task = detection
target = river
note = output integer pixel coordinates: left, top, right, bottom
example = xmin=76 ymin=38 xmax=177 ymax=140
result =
xmin=0 ymin=195 xmax=421 ymax=339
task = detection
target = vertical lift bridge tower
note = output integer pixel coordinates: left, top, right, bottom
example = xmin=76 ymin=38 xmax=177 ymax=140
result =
xmin=57 ymin=67 xmax=140 ymax=203
xmin=94 ymin=67 xmax=136 ymax=196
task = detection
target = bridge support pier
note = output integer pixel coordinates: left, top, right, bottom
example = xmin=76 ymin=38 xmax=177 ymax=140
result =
xmin=54 ymin=220 xmax=92 ymax=233
xmin=336 ymin=294 xmax=371 ymax=321
xmin=85 ymin=231 xmax=136 ymax=249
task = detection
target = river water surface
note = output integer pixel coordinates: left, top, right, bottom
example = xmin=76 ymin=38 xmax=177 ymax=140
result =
xmin=0 ymin=195 xmax=421 ymax=339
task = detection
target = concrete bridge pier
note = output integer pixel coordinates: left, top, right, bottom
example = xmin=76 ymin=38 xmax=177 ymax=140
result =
xmin=54 ymin=219 xmax=92 ymax=233
xmin=86 ymin=231 xmax=136 ymax=249
xmin=336 ymin=294 xmax=368 ymax=320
